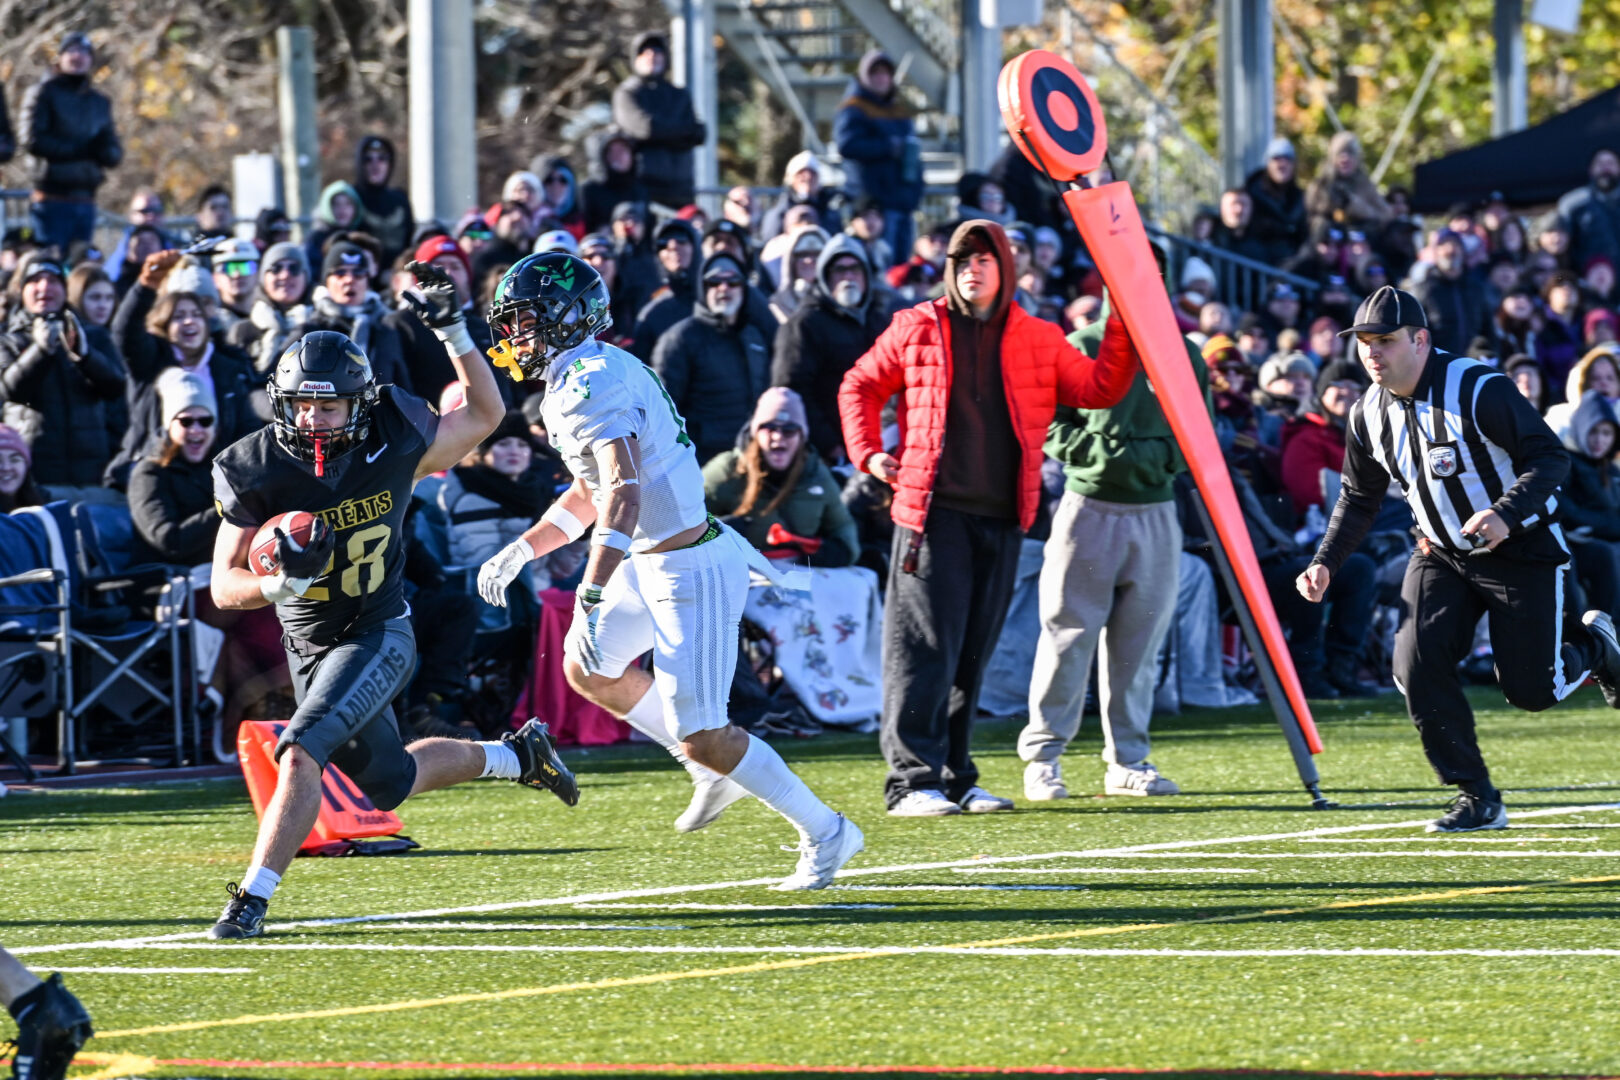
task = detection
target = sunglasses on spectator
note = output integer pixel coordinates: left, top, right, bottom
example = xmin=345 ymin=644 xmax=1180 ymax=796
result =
xmin=220 ymin=260 xmax=258 ymax=279
xmin=175 ymin=415 xmax=215 ymax=429
xmin=461 ymin=227 xmax=493 ymax=241
xmin=544 ymin=175 xmax=568 ymax=186
xmin=133 ymin=204 xmax=162 ymax=216
xmin=363 ymin=152 xmax=389 ymax=163
xmin=267 ymin=261 xmax=304 ymax=276
xmin=329 ymin=266 xmax=369 ymax=280
xmin=705 ymin=275 xmax=743 ymax=289
xmin=760 ymin=421 xmax=802 ymax=437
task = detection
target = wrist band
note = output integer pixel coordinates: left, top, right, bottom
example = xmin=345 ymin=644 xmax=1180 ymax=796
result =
xmin=541 ymin=504 xmax=586 ymax=543
xmin=592 ymin=527 xmax=633 ymax=553
xmin=580 ymin=583 xmax=604 ymax=605
xmin=437 ymin=321 xmax=475 ymax=358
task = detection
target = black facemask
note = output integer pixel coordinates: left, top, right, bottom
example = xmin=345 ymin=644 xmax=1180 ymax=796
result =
xmin=1597 ymin=173 xmax=1619 ymax=193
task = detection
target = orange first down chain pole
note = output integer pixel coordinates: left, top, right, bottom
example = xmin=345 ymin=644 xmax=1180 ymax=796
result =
xmin=998 ymin=49 xmax=1323 ymax=762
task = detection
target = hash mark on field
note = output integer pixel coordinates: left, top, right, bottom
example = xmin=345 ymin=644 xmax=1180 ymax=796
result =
xmin=950 ymin=867 xmax=1261 ymax=875
xmin=17 ymin=800 xmax=1618 ymax=958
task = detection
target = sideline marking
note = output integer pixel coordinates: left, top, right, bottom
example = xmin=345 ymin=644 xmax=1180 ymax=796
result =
xmin=1077 ymin=851 xmax=1620 ymax=859
xmin=573 ymin=903 xmax=895 ymax=911
xmin=361 ymin=921 xmax=687 ymax=932
xmin=90 ymin=872 xmax=1620 ymax=1040
xmin=16 ymin=800 xmax=1618 ymax=958
xmin=1300 ymin=836 xmax=1597 ymax=843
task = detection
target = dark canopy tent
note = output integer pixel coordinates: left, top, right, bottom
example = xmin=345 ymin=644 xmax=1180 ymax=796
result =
xmin=1411 ymin=84 xmax=1620 ymax=213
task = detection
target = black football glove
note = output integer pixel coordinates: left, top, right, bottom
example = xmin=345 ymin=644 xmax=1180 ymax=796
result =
xmin=402 ymin=260 xmax=465 ymax=330
xmin=4 ymin=972 xmax=92 ymax=1080
xmin=275 ymin=517 xmax=335 ymax=580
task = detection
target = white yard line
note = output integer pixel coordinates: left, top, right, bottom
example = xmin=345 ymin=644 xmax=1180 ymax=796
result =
xmin=831 ymin=884 xmax=1093 ymax=892
xmin=40 ymin=966 xmax=254 ymax=974
xmin=572 ymin=903 xmax=894 ymax=911
xmin=1300 ymin=836 xmax=1598 ymax=843
xmin=951 ymin=867 xmax=1261 ymax=875
xmin=14 ymin=800 xmax=1617 ymax=958
xmin=54 ymin=943 xmax=1620 ymax=960
xmin=1075 ymin=851 xmax=1620 ymax=859
xmin=357 ymin=921 xmax=688 ymax=932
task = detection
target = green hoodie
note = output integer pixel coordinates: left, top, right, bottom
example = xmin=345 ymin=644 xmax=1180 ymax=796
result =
xmin=1044 ymin=293 xmax=1212 ymax=504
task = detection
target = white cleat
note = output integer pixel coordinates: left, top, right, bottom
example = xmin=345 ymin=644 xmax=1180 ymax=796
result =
xmin=1023 ymin=760 xmax=1068 ymax=801
xmin=772 ymin=815 xmax=865 ymax=891
xmin=958 ymin=786 xmax=1015 ymax=813
xmin=887 ymin=789 xmax=962 ymax=817
xmin=1104 ymin=761 xmax=1181 ymax=796
xmin=674 ymin=775 xmax=749 ymax=833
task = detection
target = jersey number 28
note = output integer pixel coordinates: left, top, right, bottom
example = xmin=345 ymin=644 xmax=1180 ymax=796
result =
xmin=303 ymin=523 xmax=390 ymax=602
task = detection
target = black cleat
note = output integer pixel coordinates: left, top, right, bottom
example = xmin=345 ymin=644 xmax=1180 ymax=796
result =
xmin=1582 ymin=610 xmax=1620 ymax=709
xmin=208 ymin=882 xmax=268 ymax=941
xmin=4 ymin=972 xmax=92 ymax=1080
xmin=1425 ymin=791 xmax=1509 ymax=833
xmin=504 ymin=719 xmax=579 ymax=806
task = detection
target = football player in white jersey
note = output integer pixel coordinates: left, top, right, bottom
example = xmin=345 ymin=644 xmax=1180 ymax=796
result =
xmin=476 ymin=253 xmax=863 ymax=889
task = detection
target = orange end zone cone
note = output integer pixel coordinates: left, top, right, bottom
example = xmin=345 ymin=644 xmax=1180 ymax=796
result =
xmin=237 ymin=719 xmax=407 ymax=854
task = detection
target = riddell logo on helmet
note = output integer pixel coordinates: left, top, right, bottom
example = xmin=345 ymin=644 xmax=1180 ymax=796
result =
xmin=298 ymin=381 xmax=336 ymax=394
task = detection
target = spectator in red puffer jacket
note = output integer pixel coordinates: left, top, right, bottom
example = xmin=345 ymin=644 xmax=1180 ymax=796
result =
xmin=1280 ymin=358 xmax=1372 ymax=521
xmin=838 ymin=218 xmax=1138 ymax=817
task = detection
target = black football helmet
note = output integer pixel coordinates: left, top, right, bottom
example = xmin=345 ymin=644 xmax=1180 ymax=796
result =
xmin=486 ymin=252 xmax=612 ymax=381
xmin=269 ymin=330 xmax=378 ymax=473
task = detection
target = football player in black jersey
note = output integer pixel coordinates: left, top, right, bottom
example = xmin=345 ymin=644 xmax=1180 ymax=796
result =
xmin=205 ymin=263 xmax=579 ymax=941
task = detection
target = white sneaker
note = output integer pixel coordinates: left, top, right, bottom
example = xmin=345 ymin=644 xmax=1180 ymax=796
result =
xmin=1104 ymin=761 xmax=1181 ymax=796
xmin=887 ymin=789 xmax=963 ymax=817
xmin=772 ymin=815 xmax=865 ymax=891
xmin=958 ymin=786 xmax=1015 ymax=813
xmin=673 ymin=775 xmax=749 ymax=833
xmin=1024 ymin=760 xmax=1068 ymax=801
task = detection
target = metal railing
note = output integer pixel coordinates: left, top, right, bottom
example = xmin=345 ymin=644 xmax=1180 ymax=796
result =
xmin=1144 ymin=223 xmax=1320 ymax=315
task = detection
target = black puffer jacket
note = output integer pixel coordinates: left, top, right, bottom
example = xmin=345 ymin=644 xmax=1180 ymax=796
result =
xmin=1411 ymin=271 xmax=1493 ymax=356
xmin=20 ymin=72 xmax=121 ymax=199
xmin=292 ymin=293 xmax=411 ymax=393
xmin=353 ymin=135 xmax=414 ymax=266
xmin=384 ymin=304 xmax=503 ymax=408
xmin=651 ymin=288 xmax=771 ymax=465
xmin=127 ymin=454 xmax=218 ymax=566
xmin=580 ymin=127 xmax=648 ymax=234
xmin=771 ymin=235 xmax=888 ymax=462
xmin=611 ymin=32 xmax=706 ymax=208
xmin=1244 ymin=167 xmax=1307 ymax=267
xmin=0 ymin=308 xmax=125 ymax=486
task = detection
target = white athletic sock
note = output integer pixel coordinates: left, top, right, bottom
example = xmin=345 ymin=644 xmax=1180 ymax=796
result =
xmin=726 ymin=734 xmax=839 ymax=842
xmin=623 ymin=685 xmax=721 ymax=784
xmin=240 ymin=865 xmax=281 ymax=901
xmin=479 ymin=741 xmax=522 ymax=780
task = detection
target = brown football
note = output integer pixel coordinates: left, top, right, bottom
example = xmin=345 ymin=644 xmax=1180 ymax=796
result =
xmin=250 ymin=511 xmax=319 ymax=577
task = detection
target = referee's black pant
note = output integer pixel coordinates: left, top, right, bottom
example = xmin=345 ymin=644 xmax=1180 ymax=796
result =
xmin=1392 ymin=535 xmax=1598 ymax=788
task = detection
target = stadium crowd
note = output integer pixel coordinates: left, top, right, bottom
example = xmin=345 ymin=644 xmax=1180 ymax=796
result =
xmin=6 ymin=28 xmax=1620 ymax=806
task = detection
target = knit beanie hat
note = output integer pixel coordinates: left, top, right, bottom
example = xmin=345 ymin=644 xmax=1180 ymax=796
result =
xmin=155 ymin=367 xmax=217 ymax=428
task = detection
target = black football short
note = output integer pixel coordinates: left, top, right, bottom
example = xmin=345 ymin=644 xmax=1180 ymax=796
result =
xmin=277 ymin=616 xmax=419 ymax=810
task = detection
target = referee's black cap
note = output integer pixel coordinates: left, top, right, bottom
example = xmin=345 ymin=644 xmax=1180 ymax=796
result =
xmin=1339 ymin=285 xmax=1428 ymax=338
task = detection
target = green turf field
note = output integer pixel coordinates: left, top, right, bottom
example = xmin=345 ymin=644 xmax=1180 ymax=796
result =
xmin=5 ymin=687 xmax=1620 ymax=1080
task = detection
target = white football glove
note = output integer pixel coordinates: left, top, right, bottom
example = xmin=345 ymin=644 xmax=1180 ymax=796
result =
xmin=565 ymin=589 xmax=605 ymax=676
xmin=477 ymin=538 xmax=534 ymax=607
xmin=259 ymin=571 xmax=317 ymax=605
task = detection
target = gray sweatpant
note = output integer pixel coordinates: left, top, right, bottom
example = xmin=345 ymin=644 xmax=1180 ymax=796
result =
xmin=1019 ymin=493 xmax=1181 ymax=767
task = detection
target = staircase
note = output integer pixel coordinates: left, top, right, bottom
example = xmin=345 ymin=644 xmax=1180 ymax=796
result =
xmin=715 ymin=0 xmax=963 ymax=186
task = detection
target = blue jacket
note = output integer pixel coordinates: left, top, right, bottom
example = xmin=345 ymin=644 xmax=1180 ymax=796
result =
xmin=833 ymin=65 xmax=921 ymax=213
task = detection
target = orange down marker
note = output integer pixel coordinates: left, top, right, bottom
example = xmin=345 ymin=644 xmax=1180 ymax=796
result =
xmin=998 ymin=50 xmax=1322 ymax=759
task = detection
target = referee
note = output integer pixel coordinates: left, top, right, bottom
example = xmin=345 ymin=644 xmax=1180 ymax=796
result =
xmin=1296 ymin=286 xmax=1620 ymax=832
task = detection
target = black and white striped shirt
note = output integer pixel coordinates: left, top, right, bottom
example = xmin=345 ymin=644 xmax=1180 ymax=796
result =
xmin=1311 ymin=349 xmax=1570 ymax=575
